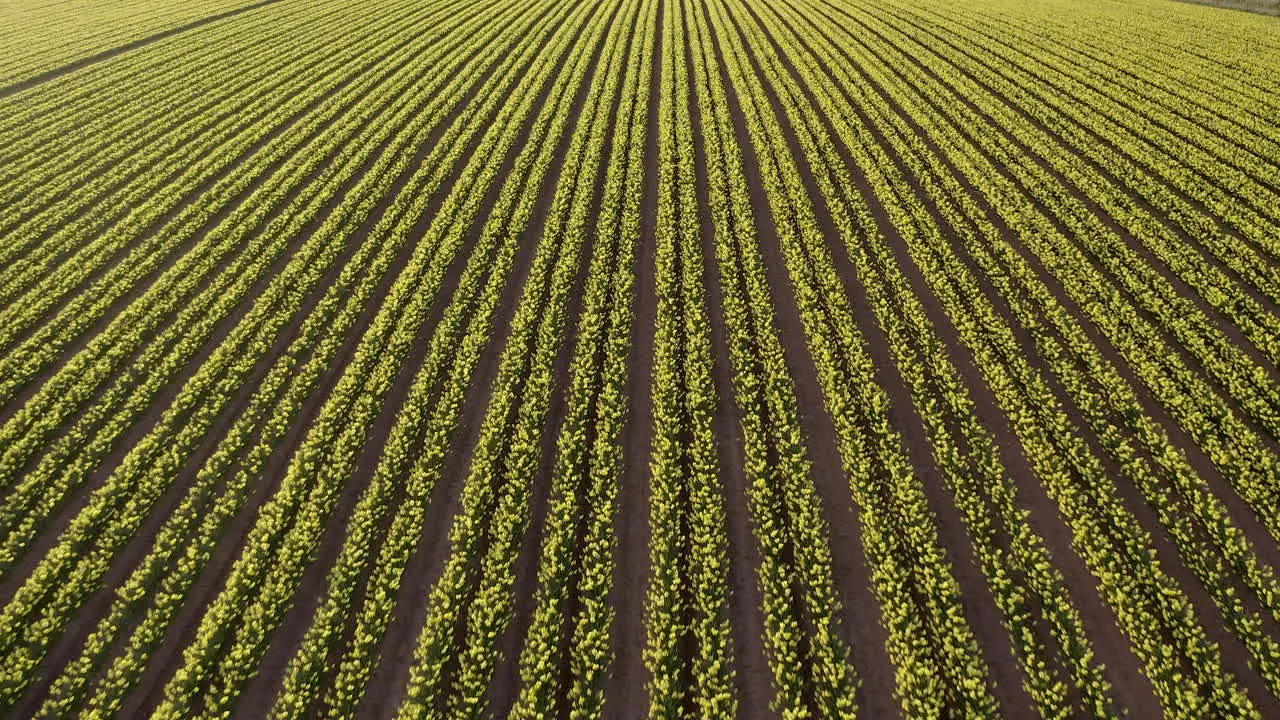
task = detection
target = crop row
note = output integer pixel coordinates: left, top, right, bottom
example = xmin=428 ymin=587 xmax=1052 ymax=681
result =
xmin=720 ymin=0 xmax=1126 ymax=715
xmin=970 ymin=0 xmax=1280 ymax=143
xmin=0 ymin=0 xmax=425 ymax=308
xmin=506 ymin=0 xmax=653 ymax=714
xmin=0 ymin=0 xmax=333 ymax=209
xmin=639 ymin=0 xmax=737 ymax=715
xmin=383 ymin=2 xmax=641 ymax=716
xmin=698 ymin=0 xmax=1017 ymax=715
xmin=0 ymin=0 xmax=550 ymax=710
xmin=833 ymin=0 xmax=1280 ymax=460
xmin=0 ymin=0 xmax=267 ymax=86
xmin=16 ymin=0 xmax=577 ymax=716
xmin=0 ymin=0 xmax=476 ymax=371
xmin=821 ymin=0 xmax=1280 ymax=541
xmin=681 ymin=0 xmax=870 ymax=715
xmin=883 ymin=2 xmax=1280 ymax=368
xmin=3 ymin=0 xmax=1279 ymax=716
xmin=0 ymin=0 xmax=364 ymax=241
xmin=146 ymin=1 xmax=615 ymax=716
xmin=919 ymin=2 xmax=1280 ymax=242
xmin=0 ymin=0 xmax=510 ymax=583
xmin=788 ymin=0 xmax=1275 ymax=712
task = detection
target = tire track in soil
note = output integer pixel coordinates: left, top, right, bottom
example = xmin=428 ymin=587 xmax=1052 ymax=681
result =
xmin=697 ymin=2 xmax=899 ymax=715
xmin=0 ymin=0 xmax=288 ymax=100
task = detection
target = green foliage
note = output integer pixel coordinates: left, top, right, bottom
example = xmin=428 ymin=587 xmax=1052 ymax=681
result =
xmin=2 ymin=0 xmax=1279 ymax=717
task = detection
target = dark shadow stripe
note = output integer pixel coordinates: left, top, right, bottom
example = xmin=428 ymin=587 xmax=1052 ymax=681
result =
xmin=0 ymin=0 xmax=287 ymax=100
xmin=1174 ymin=0 xmax=1280 ymax=17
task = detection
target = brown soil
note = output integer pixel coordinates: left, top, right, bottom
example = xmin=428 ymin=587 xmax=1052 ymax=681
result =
xmin=348 ymin=5 xmax=623 ymax=716
xmin=0 ymin=0 xmax=484 ymax=414
xmin=809 ymin=0 xmax=1280 ymax=713
xmin=685 ymin=24 xmax=776 ymax=720
xmin=7 ymin=0 xmax=1280 ymax=716
xmin=0 ymin=6 xmax=479 ymax=619
xmin=600 ymin=3 xmax=664 ymax=714
xmin=699 ymin=5 xmax=905 ymax=716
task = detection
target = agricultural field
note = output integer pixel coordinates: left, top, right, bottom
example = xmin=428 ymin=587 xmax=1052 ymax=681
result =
xmin=1 ymin=0 xmax=1279 ymax=716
